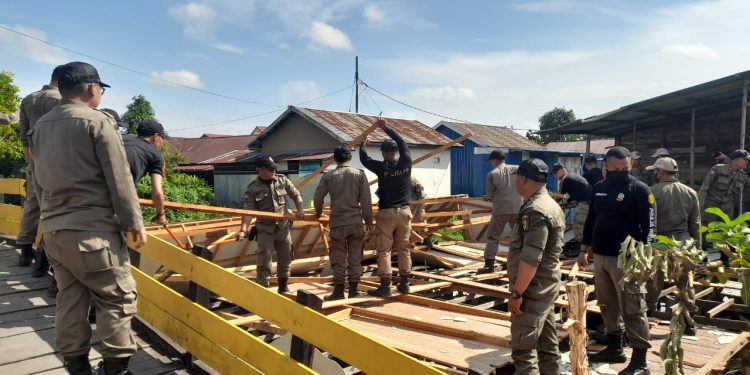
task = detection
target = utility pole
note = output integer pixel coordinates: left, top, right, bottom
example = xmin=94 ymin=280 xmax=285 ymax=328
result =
xmin=355 ymin=56 xmax=359 ymax=113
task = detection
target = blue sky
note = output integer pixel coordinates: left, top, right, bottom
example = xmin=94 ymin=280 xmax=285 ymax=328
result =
xmin=3 ymin=0 xmax=749 ymax=137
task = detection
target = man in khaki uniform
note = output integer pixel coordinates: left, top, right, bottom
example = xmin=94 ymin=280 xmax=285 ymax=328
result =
xmin=238 ymin=156 xmax=304 ymax=293
xmin=507 ymin=159 xmax=564 ymax=375
xmin=643 ymin=158 xmax=701 ymax=335
xmin=314 ymin=147 xmax=373 ymax=300
xmin=17 ymin=65 xmax=63 ymax=269
xmin=410 ymin=177 xmax=427 ymax=234
xmin=478 ymin=150 xmax=522 ymax=274
xmin=630 ymin=151 xmax=646 ymax=182
xmin=29 ymin=62 xmax=146 ymax=375
xmin=699 ymin=149 xmax=750 ymax=224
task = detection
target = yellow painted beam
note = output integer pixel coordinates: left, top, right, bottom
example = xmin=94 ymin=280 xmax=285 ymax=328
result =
xmin=0 ymin=203 xmax=23 ymax=221
xmin=0 ymin=178 xmax=26 ymax=197
xmin=130 ymin=235 xmax=444 ymax=375
xmin=132 ymin=268 xmax=314 ymax=375
xmin=0 ymin=219 xmax=20 ymax=237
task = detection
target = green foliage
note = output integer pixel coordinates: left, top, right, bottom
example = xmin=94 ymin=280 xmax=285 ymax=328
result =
xmin=702 ymin=207 xmax=750 ymax=304
xmin=530 ymin=107 xmax=582 ymax=145
xmin=162 ymin=142 xmax=185 ymax=169
xmin=0 ymin=71 xmax=24 ymax=177
xmin=122 ymin=95 xmax=156 ymax=134
xmin=137 ymin=170 xmax=219 ymax=225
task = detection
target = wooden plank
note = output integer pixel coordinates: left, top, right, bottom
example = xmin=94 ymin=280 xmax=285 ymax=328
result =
xmin=140 ymin=199 xmax=326 ymax=224
xmin=707 ymin=297 xmax=734 ymax=318
xmin=0 ymin=204 xmax=22 ymax=221
xmin=0 ymin=179 xmax=25 ymax=197
xmin=129 ymin=235 xmax=444 ymax=375
xmin=694 ymin=331 xmax=750 ymax=375
xmin=0 ymin=289 xmax=54 ymax=315
xmin=393 ymin=293 xmax=510 ymax=320
xmin=694 ymin=287 xmax=715 ymax=299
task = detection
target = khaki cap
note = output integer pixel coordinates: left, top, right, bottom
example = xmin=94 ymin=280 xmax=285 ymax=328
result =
xmin=646 ymin=157 xmax=678 ymax=172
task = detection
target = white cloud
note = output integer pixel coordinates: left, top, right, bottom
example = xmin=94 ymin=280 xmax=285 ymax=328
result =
xmin=662 ymin=43 xmax=718 ymax=61
xmin=363 ymin=4 xmax=385 ymax=24
xmin=212 ymin=42 xmax=244 ymax=55
xmin=169 ymin=2 xmax=217 ymax=39
xmin=280 ymin=80 xmax=321 ymax=103
xmin=410 ymin=86 xmax=476 ymax=101
xmin=150 ymin=69 xmax=205 ymax=89
xmin=306 ymin=21 xmax=353 ymax=50
xmin=0 ymin=24 xmax=69 ymax=65
xmin=515 ymin=0 xmax=578 ymax=13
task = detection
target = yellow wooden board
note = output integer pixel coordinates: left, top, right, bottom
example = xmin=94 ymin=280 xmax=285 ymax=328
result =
xmin=0 ymin=204 xmax=22 ymax=221
xmin=0 ymin=179 xmax=25 ymax=197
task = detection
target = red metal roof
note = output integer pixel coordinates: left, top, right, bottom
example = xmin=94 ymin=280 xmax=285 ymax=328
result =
xmin=167 ymin=133 xmax=259 ymax=165
xmin=253 ymin=106 xmax=454 ymax=147
xmin=436 ymin=121 xmax=545 ymax=150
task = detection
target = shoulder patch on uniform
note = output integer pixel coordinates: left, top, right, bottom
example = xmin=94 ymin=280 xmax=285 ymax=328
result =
xmin=521 ymin=214 xmax=529 ymax=232
xmin=648 ymin=194 xmax=655 ymax=204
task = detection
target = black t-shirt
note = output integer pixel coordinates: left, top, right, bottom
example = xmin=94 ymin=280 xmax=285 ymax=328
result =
xmin=582 ymin=175 xmax=656 ymax=256
xmin=123 ymin=136 xmax=164 ymax=184
xmin=560 ymin=173 xmax=590 ymax=203
xmin=583 ymin=167 xmax=603 ymax=187
xmin=359 ymin=127 xmax=412 ymax=209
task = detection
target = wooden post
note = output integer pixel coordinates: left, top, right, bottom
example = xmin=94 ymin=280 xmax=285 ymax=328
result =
xmin=290 ymin=290 xmax=323 ymax=367
xmin=740 ymin=81 xmax=748 ymax=210
xmin=690 ymin=107 xmax=696 ymax=186
xmin=585 ymin=133 xmax=591 ymax=155
xmin=632 ymin=121 xmax=637 ymax=150
xmin=369 ymin=132 xmax=473 ymax=186
xmin=564 ymin=281 xmax=589 ymax=375
xmin=296 ymin=122 xmax=381 ymax=189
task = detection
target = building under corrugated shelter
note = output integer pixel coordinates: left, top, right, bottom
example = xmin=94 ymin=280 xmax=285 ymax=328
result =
xmin=546 ymin=138 xmax=614 ymax=174
xmin=434 ymin=121 xmax=555 ymax=196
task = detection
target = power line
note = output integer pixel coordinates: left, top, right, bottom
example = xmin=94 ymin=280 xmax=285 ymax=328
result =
xmin=0 ymin=24 xmax=282 ymax=108
xmin=170 ymin=84 xmax=353 ymax=132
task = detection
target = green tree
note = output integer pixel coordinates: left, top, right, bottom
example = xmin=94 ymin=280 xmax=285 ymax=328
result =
xmin=122 ymin=95 xmax=156 ymax=134
xmin=0 ymin=71 xmax=24 ymax=177
xmin=529 ymin=107 xmax=582 ymax=145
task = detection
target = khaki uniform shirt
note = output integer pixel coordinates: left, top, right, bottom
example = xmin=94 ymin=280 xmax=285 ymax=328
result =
xmin=244 ymin=174 xmax=301 ymax=225
xmin=698 ymin=164 xmax=749 ymax=218
xmin=631 ymin=164 xmax=647 ymax=184
xmin=19 ymin=85 xmax=61 ymax=147
xmin=29 ymin=98 xmax=143 ymax=233
xmin=313 ymin=162 xmax=373 ymax=228
xmin=486 ymin=163 xmax=523 ymax=216
xmin=508 ymin=188 xmax=565 ymax=302
xmin=652 ymin=177 xmax=701 ymax=246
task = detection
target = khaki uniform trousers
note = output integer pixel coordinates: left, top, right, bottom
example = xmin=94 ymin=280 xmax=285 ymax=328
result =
xmin=256 ymin=221 xmax=293 ymax=286
xmin=594 ymin=254 xmax=651 ymax=349
xmin=44 ymin=230 xmax=137 ymax=359
xmin=510 ymin=296 xmax=560 ymax=375
xmin=484 ymin=214 xmax=516 ymax=260
xmin=375 ymin=206 xmax=412 ymax=278
xmin=329 ymin=224 xmax=365 ymax=284
xmin=573 ymin=202 xmax=589 ymax=241
xmin=18 ymin=169 xmax=41 ymax=245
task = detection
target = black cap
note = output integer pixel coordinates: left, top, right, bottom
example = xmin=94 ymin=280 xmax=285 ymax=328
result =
xmin=381 ymin=139 xmax=398 ymax=152
xmin=57 ymin=61 xmax=110 ymax=88
xmin=255 ymin=156 xmax=279 ymax=171
xmin=136 ymin=120 xmax=169 ymax=139
xmin=551 ymin=163 xmax=564 ymax=173
xmin=584 ymin=155 xmax=598 ymax=164
xmin=487 ymin=150 xmax=506 ymax=161
xmin=729 ymin=149 xmax=750 ymax=161
xmin=51 ymin=65 xmax=65 ymax=82
xmin=100 ymin=108 xmax=129 ymax=128
xmin=605 ymin=146 xmax=631 ymax=160
xmin=514 ymin=158 xmax=549 ymax=183
xmin=333 ymin=146 xmax=352 ymax=161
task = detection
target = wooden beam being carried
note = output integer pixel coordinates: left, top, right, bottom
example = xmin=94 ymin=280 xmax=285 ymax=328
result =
xmin=141 ymin=199 xmax=325 ymax=224
xmin=369 ymin=132 xmax=473 ymax=186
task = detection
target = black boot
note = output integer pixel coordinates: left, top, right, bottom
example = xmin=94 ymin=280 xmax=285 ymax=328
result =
xmin=348 ymin=282 xmax=362 ymax=298
xmin=367 ymin=278 xmax=392 ymax=297
xmin=476 ymin=259 xmax=495 ymax=274
xmin=397 ymin=274 xmax=411 ymax=294
xmin=64 ymin=355 xmax=93 ymax=375
xmin=324 ymin=284 xmax=345 ymax=301
xmin=589 ymin=334 xmax=627 ymax=363
xmin=618 ymin=348 xmax=650 ymax=375
xmin=96 ymin=357 xmax=132 ymax=375
xmin=18 ymin=244 xmax=33 ymax=267
xmin=277 ymin=277 xmax=290 ymax=294
xmin=31 ymin=249 xmax=49 ymax=278
xmin=684 ymin=324 xmax=697 ymax=336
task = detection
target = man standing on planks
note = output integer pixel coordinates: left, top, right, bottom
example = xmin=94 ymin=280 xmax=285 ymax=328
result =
xmin=29 ymin=61 xmax=147 ymax=375
xmin=314 ymin=146 xmax=373 ymax=300
xmin=237 ymin=156 xmax=305 ymax=293
xmin=643 ymin=157 xmax=700 ymax=336
xmin=123 ymin=120 xmax=169 ymax=225
xmin=477 ymin=150 xmax=522 ymax=274
xmin=578 ymin=147 xmax=655 ymax=375
xmin=507 ymin=159 xmax=565 ymax=375
xmin=16 ymin=65 xmax=62 ymax=272
xmin=360 ymin=118 xmax=413 ymax=297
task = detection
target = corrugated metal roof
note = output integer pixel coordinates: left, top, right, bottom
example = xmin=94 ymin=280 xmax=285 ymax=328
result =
xmin=236 ymin=150 xmax=333 ymax=163
xmin=546 ymin=139 xmax=614 ymax=154
xmin=253 ymin=106 xmax=453 ymax=147
xmin=167 ymin=133 xmax=259 ymax=165
xmin=541 ymin=69 xmax=750 ymax=136
xmin=435 ymin=121 xmax=545 ymax=150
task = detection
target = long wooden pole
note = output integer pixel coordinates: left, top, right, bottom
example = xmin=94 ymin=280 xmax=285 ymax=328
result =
xmin=296 ymin=122 xmax=381 ymax=189
xmin=564 ymin=281 xmax=590 ymax=375
xmin=369 ymin=132 xmax=473 ymax=186
xmin=140 ymin=199 xmax=326 ymax=223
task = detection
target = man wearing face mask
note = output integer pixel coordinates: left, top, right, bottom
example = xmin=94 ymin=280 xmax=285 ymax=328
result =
xmin=578 ymin=147 xmax=655 ymax=375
